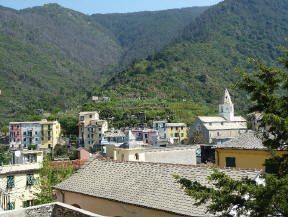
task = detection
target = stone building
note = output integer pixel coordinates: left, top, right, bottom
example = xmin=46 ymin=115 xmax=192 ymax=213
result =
xmin=54 ymin=159 xmax=261 ymax=217
xmin=190 ymin=89 xmax=247 ymax=144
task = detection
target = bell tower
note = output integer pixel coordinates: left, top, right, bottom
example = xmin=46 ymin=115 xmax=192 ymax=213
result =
xmin=219 ymin=89 xmax=234 ymax=121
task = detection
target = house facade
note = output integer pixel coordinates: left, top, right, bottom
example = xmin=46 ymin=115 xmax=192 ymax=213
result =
xmin=9 ymin=120 xmax=60 ymax=150
xmin=0 ymin=150 xmax=43 ymax=210
xmin=213 ymin=132 xmax=288 ymax=170
xmin=190 ymin=89 xmax=247 ymax=144
xmin=78 ymin=111 xmax=100 ymax=141
xmin=40 ymin=120 xmax=61 ymax=149
xmin=153 ymin=121 xmax=188 ymax=145
xmin=83 ymin=120 xmax=108 ymax=150
xmin=130 ymin=129 xmax=157 ymax=145
xmin=101 ymin=130 xmax=125 ymax=158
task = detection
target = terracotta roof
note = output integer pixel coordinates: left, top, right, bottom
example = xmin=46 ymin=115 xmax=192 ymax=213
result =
xmin=54 ymin=159 xmax=260 ymax=217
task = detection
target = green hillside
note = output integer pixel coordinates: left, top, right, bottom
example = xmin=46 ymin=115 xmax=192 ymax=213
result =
xmin=0 ymin=4 xmax=207 ymax=126
xmin=92 ymin=7 xmax=208 ymax=65
xmin=103 ymin=0 xmax=288 ymax=113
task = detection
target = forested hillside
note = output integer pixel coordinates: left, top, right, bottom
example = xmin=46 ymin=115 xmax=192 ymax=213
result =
xmin=0 ymin=4 xmax=207 ymax=125
xmin=93 ymin=7 xmax=208 ymax=65
xmin=104 ymin=0 xmax=288 ymax=111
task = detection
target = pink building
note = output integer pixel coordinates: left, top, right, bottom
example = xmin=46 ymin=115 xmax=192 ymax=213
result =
xmin=131 ymin=129 xmax=157 ymax=145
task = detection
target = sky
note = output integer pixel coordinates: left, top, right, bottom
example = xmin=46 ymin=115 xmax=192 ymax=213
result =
xmin=0 ymin=0 xmax=223 ymax=14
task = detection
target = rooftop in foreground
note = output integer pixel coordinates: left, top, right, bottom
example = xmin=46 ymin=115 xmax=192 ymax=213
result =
xmin=55 ymin=159 xmax=261 ymax=217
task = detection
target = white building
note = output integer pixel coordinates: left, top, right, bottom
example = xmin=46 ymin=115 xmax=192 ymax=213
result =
xmin=190 ymin=89 xmax=247 ymax=144
xmin=153 ymin=121 xmax=167 ymax=139
xmin=114 ymin=131 xmax=197 ymax=165
xmin=0 ymin=150 xmax=43 ymax=210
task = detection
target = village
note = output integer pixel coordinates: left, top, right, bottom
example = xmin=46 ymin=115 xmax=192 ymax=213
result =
xmin=0 ymin=89 xmax=286 ymax=216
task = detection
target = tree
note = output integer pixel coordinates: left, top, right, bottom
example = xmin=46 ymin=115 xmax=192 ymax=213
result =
xmin=0 ymin=146 xmax=12 ymax=165
xmin=1 ymin=126 xmax=9 ymax=136
xmin=34 ymin=155 xmax=75 ymax=205
xmin=175 ymin=45 xmax=288 ymax=217
xmin=190 ymin=131 xmax=205 ymax=144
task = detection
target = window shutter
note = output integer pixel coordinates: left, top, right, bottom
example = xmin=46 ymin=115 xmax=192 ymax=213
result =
xmin=226 ymin=157 xmax=236 ymax=167
xmin=27 ymin=174 xmax=34 ymax=185
xmin=7 ymin=176 xmax=15 ymax=188
xmin=8 ymin=202 xmax=15 ymax=210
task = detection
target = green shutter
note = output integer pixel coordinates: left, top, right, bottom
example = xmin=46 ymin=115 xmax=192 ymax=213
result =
xmin=27 ymin=174 xmax=34 ymax=185
xmin=8 ymin=202 xmax=15 ymax=210
xmin=226 ymin=157 xmax=236 ymax=168
xmin=7 ymin=176 xmax=15 ymax=188
xmin=0 ymin=154 xmax=2 ymax=166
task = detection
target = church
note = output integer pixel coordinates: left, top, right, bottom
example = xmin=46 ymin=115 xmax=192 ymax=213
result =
xmin=190 ymin=89 xmax=247 ymax=144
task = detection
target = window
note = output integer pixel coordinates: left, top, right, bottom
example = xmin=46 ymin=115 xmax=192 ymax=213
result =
xmin=181 ymin=127 xmax=184 ymax=130
xmin=181 ymin=140 xmax=185 ymax=144
xmin=89 ymin=115 xmax=92 ymax=118
xmin=181 ymin=133 xmax=184 ymax=137
xmin=221 ymin=122 xmax=224 ymax=126
xmin=35 ymin=131 xmax=38 ymax=135
xmin=23 ymin=132 xmax=27 ymax=136
xmin=80 ymin=116 xmax=84 ymax=121
xmin=16 ymin=125 xmax=20 ymax=129
xmin=8 ymin=202 xmax=15 ymax=210
xmin=27 ymin=174 xmax=34 ymax=186
xmin=7 ymin=176 xmax=15 ymax=188
xmin=135 ymin=153 xmax=139 ymax=160
xmin=144 ymin=134 xmax=148 ymax=138
xmin=48 ymin=137 xmax=51 ymax=141
xmin=17 ymin=138 xmax=20 ymax=142
xmin=87 ymin=134 xmax=90 ymax=138
xmin=226 ymin=157 xmax=236 ymax=168
xmin=17 ymin=132 xmax=20 ymax=136
xmin=176 ymin=127 xmax=178 ymax=130
xmin=217 ymin=132 xmax=220 ymax=136
xmin=175 ymin=133 xmax=179 ymax=137
xmin=209 ymin=123 xmax=212 ymax=126
xmin=99 ymin=134 xmax=102 ymax=138
xmin=23 ymin=138 xmax=26 ymax=142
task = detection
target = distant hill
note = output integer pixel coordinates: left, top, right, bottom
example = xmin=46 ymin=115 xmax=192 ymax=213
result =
xmin=103 ymin=0 xmax=288 ymax=112
xmin=0 ymin=4 xmax=207 ymax=125
xmin=92 ymin=7 xmax=208 ymax=65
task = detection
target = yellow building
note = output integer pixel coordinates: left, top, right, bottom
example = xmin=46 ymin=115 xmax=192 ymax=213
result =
xmin=40 ymin=120 xmax=61 ymax=149
xmin=214 ymin=132 xmax=288 ymax=171
xmin=0 ymin=150 xmax=43 ymax=210
xmin=166 ymin=123 xmax=188 ymax=145
xmin=78 ymin=111 xmax=100 ymax=140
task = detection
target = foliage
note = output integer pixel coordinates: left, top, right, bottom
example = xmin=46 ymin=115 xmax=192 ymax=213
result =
xmin=82 ymin=99 xmax=216 ymax=128
xmin=104 ymin=0 xmax=288 ymax=112
xmin=0 ymin=4 xmax=206 ymax=126
xmin=0 ymin=126 xmax=9 ymax=136
xmin=175 ymin=45 xmax=288 ymax=216
xmin=34 ymin=155 xmax=75 ymax=205
xmin=190 ymin=131 xmax=206 ymax=144
xmin=0 ymin=145 xmax=11 ymax=165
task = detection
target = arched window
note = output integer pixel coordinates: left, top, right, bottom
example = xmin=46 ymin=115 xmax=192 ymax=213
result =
xmin=135 ymin=153 xmax=139 ymax=160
